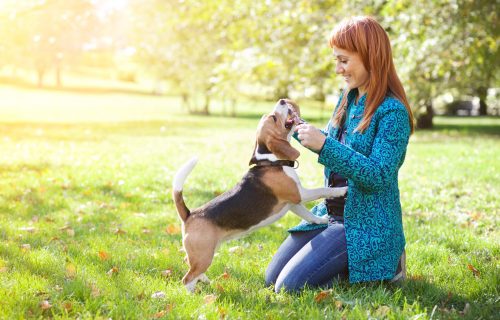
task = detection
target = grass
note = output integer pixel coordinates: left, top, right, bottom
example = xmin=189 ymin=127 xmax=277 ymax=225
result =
xmin=0 ymin=85 xmax=498 ymax=319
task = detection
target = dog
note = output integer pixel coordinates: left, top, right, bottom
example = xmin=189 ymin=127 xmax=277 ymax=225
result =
xmin=172 ymin=99 xmax=348 ymax=292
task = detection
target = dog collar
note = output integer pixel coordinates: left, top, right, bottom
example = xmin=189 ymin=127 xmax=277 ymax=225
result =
xmin=252 ymin=159 xmax=298 ymax=168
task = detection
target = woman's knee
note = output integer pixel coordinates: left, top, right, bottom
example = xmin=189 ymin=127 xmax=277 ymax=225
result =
xmin=274 ymin=273 xmax=304 ymax=293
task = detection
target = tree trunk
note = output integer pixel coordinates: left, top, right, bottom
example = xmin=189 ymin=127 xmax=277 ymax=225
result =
xmin=416 ymin=100 xmax=434 ymax=129
xmin=56 ymin=67 xmax=62 ymax=87
xmin=37 ymin=68 xmax=45 ymax=88
xmin=477 ymin=86 xmax=488 ymax=116
xmin=202 ymin=91 xmax=210 ymax=115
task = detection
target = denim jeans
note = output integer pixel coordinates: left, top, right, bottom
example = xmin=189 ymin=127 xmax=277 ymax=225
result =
xmin=265 ymin=217 xmax=348 ymax=293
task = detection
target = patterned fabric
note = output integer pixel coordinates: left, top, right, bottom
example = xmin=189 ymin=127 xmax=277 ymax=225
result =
xmin=288 ymin=89 xmax=411 ymax=283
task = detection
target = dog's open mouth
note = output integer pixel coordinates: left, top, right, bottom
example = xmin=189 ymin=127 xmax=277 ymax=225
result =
xmin=284 ymin=108 xmax=300 ymax=130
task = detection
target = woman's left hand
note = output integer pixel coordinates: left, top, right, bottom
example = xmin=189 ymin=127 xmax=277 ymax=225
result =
xmin=296 ymin=124 xmax=326 ymax=152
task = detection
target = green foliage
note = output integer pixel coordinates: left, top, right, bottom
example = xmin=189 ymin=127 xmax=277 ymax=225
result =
xmin=0 ymin=88 xmax=498 ymax=319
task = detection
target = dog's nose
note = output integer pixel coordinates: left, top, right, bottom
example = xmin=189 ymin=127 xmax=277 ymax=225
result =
xmin=279 ymin=99 xmax=286 ymax=105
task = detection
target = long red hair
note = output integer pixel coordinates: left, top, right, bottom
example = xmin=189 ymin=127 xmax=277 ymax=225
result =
xmin=329 ymin=16 xmax=414 ymax=133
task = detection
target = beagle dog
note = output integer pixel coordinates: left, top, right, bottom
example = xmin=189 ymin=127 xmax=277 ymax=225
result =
xmin=172 ymin=99 xmax=347 ymax=292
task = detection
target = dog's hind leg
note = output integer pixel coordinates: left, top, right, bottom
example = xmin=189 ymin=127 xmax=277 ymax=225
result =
xmin=182 ymin=228 xmax=217 ymax=293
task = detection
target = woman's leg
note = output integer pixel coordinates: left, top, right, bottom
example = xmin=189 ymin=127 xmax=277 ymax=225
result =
xmin=274 ymin=222 xmax=348 ymax=293
xmin=265 ymin=227 xmax=325 ymax=287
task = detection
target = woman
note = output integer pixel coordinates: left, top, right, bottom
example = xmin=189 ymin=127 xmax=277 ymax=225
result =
xmin=265 ymin=16 xmax=414 ymax=293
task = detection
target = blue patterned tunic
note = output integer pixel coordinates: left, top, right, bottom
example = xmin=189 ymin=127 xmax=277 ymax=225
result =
xmin=289 ymin=90 xmax=411 ymax=283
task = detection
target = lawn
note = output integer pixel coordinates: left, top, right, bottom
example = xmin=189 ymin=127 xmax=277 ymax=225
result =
xmin=0 ymin=86 xmax=498 ymax=319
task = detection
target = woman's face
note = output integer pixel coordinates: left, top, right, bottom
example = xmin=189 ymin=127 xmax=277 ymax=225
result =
xmin=333 ymin=46 xmax=369 ymax=94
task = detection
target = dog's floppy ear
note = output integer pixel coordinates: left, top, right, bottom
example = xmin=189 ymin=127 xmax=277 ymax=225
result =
xmin=266 ymin=137 xmax=300 ymax=161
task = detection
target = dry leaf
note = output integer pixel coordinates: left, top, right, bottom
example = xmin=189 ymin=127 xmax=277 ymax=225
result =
xmin=228 ymin=246 xmax=242 ymax=254
xmin=467 ymin=264 xmax=480 ymax=277
xmin=375 ymin=305 xmax=391 ymax=317
xmin=114 ymin=228 xmax=127 ymax=235
xmin=204 ymin=294 xmax=217 ymax=304
xmin=98 ymin=251 xmax=110 ymax=261
xmin=314 ymin=290 xmax=330 ymax=303
xmin=217 ymin=306 xmax=227 ymax=319
xmin=62 ymin=301 xmax=73 ymax=311
xmin=161 ymin=270 xmax=172 ymax=278
xmin=166 ymin=224 xmax=181 ymax=235
xmin=40 ymin=300 xmax=52 ymax=310
xmin=151 ymin=291 xmax=166 ymax=299
xmin=19 ymin=226 xmax=36 ymax=233
xmin=334 ymin=300 xmax=343 ymax=310
xmin=20 ymin=244 xmax=31 ymax=252
xmin=91 ymin=284 xmax=101 ymax=297
xmin=220 ymin=271 xmax=231 ymax=280
xmin=152 ymin=310 xmax=166 ymax=319
xmin=0 ymin=266 xmax=8 ymax=273
xmin=66 ymin=263 xmax=77 ymax=279
xmin=107 ymin=266 xmax=119 ymax=276
xmin=216 ymin=284 xmax=225 ymax=292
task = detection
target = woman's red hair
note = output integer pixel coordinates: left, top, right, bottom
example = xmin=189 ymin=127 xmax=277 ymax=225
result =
xmin=329 ymin=16 xmax=414 ymax=133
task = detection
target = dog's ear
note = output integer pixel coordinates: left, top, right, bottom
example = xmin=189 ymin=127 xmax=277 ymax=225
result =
xmin=266 ymin=137 xmax=300 ymax=161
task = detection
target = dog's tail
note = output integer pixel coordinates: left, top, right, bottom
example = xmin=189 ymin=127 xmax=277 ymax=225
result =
xmin=172 ymin=157 xmax=198 ymax=222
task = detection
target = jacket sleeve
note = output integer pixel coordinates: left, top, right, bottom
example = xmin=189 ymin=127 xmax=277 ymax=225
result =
xmin=317 ymin=107 xmax=410 ymax=192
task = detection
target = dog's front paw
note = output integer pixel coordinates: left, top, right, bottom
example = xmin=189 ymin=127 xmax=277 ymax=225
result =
xmin=328 ymin=186 xmax=348 ymax=198
xmin=311 ymin=216 xmax=329 ymax=224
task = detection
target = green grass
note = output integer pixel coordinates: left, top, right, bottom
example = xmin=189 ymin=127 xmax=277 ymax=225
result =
xmin=0 ymin=86 xmax=498 ymax=319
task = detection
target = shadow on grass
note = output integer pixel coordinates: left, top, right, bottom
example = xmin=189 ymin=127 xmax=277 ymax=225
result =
xmin=0 ymin=76 xmax=162 ymax=97
xmin=423 ymin=116 xmax=500 ymax=137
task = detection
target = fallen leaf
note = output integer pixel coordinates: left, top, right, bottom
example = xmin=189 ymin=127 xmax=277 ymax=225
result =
xmin=20 ymin=244 xmax=31 ymax=252
xmin=107 ymin=266 xmax=119 ymax=276
xmin=19 ymin=227 xmax=36 ymax=233
xmin=66 ymin=263 xmax=77 ymax=279
xmin=314 ymin=290 xmax=330 ymax=303
xmin=217 ymin=306 xmax=227 ymax=319
xmin=161 ymin=269 xmax=172 ymax=278
xmin=40 ymin=300 xmax=52 ymax=310
xmin=228 ymin=246 xmax=242 ymax=254
xmin=65 ymin=228 xmax=75 ymax=237
xmin=375 ymin=305 xmax=391 ymax=317
xmin=114 ymin=228 xmax=127 ymax=235
xmin=166 ymin=224 xmax=181 ymax=235
xmin=90 ymin=284 xmax=101 ymax=297
xmin=334 ymin=300 xmax=343 ymax=310
xmin=62 ymin=301 xmax=73 ymax=311
xmin=467 ymin=264 xmax=480 ymax=277
xmin=152 ymin=310 xmax=166 ymax=319
xmin=220 ymin=271 xmax=231 ymax=280
xmin=216 ymin=284 xmax=225 ymax=292
xmin=151 ymin=291 xmax=166 ymax=299
xmin=204 ymin=294 xmax=217 ymax=304
xmin=0 ymin=266 xmax=8 ymax=273
xmin=98 ymin=251 xmax=110 ymax=261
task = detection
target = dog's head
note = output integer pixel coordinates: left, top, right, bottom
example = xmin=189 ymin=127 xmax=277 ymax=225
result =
xmin=249 ymin=99 xmax=302 ymax=164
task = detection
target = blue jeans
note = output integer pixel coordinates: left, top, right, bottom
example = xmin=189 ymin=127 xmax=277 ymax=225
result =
xmin=265 ymin=217 xmax=348 ymax=293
